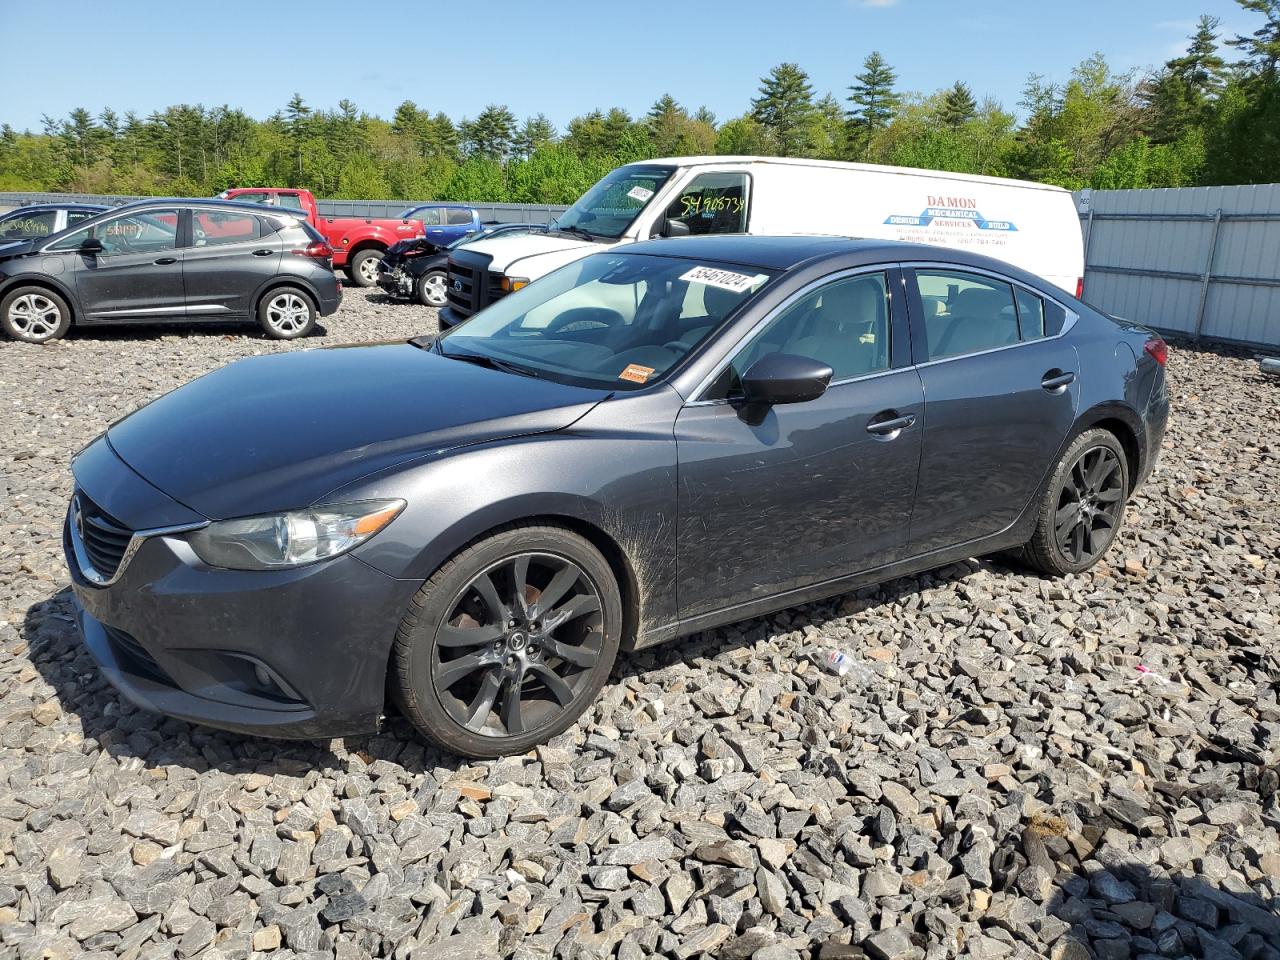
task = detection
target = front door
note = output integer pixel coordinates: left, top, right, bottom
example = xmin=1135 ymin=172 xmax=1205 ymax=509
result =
xmin=674 ymin=268 xmax=924 ymax=619
xmin=69 ymin=208 xmax=186 ymax=322
xmin=183 ymin=209 xmax=280 ymax=319
xmin=904 ymin=267 xmax=1081 ymax=554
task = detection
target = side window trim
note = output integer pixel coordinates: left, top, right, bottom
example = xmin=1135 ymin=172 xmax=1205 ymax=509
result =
xmin=688 ymin=264 xmax=902 ymax=405
xmin=902 ymin=261 xmax=1079 ymax=368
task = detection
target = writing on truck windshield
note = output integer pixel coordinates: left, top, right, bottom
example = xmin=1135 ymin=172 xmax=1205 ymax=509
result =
xmin=552 ymin=165 xmax=675 ymax=240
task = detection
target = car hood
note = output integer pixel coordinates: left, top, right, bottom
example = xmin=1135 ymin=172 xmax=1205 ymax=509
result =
xmin=461 ymin=232 xmax=601 ymax=273
xmin=106 ymin=342 xmax=609 ymax=519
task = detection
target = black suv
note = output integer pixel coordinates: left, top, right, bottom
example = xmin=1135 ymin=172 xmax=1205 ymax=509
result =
xmin=0 ymin=199 xmax=342 ymax=343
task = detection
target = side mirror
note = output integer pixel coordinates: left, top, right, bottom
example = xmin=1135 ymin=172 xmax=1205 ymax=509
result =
xmin=79 ymin=237 xmax=103 ymax=254
xmin=740 ymin=352 xmax=833 ymax=406
xmin=651 ymin=218 xmax=690 ymax=239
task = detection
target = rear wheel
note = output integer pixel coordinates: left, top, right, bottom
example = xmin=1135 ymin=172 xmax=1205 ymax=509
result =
xmin=417 ymin=270 xmax=448 ymax=307
xmin=1021 ymin=428 xmax=1129 ymax=576
xmin=391 ymin=524 xmax=621 ymax=758
xmin=2 ymin=286 xmax=71 ymax=343
xmin=258 ymin=288 xmax=316 ymax=339
xmin=348 ymin=249 xmax=382 ymax=288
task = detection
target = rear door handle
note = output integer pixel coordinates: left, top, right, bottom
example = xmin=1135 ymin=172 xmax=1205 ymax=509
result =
xmin=153 ymin=257 xmax=177 ymax=265
xmin=866 ymin=412 xmax=916 ymax=437
xmin=252 ymin=249 xmax=275 ymax=257
xmin=1041 ymin=370 xmax=1076 ymax=391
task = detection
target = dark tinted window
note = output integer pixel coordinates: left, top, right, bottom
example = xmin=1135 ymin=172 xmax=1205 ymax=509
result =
xmin=0 ymin=210 xmax=58 ymax=239
xmin=663 ymin=172 xmax=749 ymax=235
xmin=708 ymin=272 xmax=890 ymax=398
xmin=446 ymin=208 xmax=473 ymax=226
xmin=1014 ymin=288 xmax=1046 ymax=339
xmin=914 ymin=270 xmax=1019 ymax=360
xmin=193 ymin=210 xmax=261 ymax=246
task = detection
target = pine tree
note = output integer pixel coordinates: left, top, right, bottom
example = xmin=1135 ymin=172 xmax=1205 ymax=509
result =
xmin=1229 ymin=0 xmax=1280 ymax=78
xmin=462 ymin=104 xmax=516 ymax=160
xmin=939 ymin=81 xmax=978 ymax=127
xmin=647 ymin=94 xmax=689 ymax=154
xmin=514 ymin=114 xmax=557 ymax=158
xmin=751 ymin=63 xmax=816 ymax=155
xmin=284 ymin=93 xmax=311 ymax=177
xmin=847 ymin=52 xmax=901 ymax=141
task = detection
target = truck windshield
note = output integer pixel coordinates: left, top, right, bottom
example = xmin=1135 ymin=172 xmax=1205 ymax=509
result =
xmin=437 ymin=252 xmax=774 ymax=390
xmin=552 ymin=165 xmax=675 ymax=241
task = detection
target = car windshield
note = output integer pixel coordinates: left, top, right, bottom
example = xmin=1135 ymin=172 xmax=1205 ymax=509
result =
xmin=437 ymin=252 xmax=774 ymax=390
xmin=552 ymin=165 xmax=675 ymax=241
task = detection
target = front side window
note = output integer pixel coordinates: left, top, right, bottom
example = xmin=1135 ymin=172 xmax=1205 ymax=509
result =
xmin=705 ymin=272 xmax=891 ymax=399
xmin=913 ymin=270 xmax=1019 ymax=360
xmin=192 ymin=210 xmax=261 ymax=246
xmin=0 ymin=210 xmax=58 ymax=239
xmin=439 ymin=253 xmax=774 ymax=390
xmin=94 ymin=209 xmax=181 ymax=256
xmin=413 ymin=208 xmax=444 ymax=225
xmin=228 ymin=192 xmax=270 ymax=205
xmin=553 ymin=164 xmax=676 ymax=240
xmin=446 ymin=208 xmax=473 ymax=226
xmin=662 ymin=172 xmax=749 ymax=236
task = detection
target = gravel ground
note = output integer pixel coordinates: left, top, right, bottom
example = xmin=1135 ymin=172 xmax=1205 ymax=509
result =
xmin=1 ymin=288 xmax=1278 ymax=960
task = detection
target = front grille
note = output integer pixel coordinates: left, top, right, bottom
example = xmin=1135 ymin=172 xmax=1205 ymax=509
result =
xmin=75 ymin=494 xmax=133 ymax=580
xmin=446 ymin=258 xmax=479 ymax=315
xmin=103 ymin=625 xmax=173 ymax=685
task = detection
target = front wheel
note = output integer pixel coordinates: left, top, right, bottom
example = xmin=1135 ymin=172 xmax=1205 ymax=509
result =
xmin=2 ymin=286 xmax=71 ymax=343
xmin=258 ymin=288 xmax=316 ymax=339
xmin=417 ymin=270 xmax=448 ymax=308
xmin=1021 ymin=428 xmax=1130 ymax=576
xmin=348 ymin=249 xmax=382 ymax=288
xmin=391 ymin=524 xmax=622 ymax=758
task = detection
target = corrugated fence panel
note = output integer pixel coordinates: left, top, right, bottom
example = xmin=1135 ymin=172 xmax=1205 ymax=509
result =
xmin=1077 ymin=183 xmax=1280 ymax=349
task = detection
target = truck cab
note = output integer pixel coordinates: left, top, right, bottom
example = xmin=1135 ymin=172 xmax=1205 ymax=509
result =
xmin=400 ymin=204 xmax=484 ymax=248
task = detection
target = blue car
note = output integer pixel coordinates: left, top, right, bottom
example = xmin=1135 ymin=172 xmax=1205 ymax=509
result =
xmin=399 ymin=203 xmax=485 ymax=247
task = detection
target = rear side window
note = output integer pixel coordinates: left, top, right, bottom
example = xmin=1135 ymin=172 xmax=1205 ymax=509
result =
xmin=0 ymin=210 xmax=58 ymax=238
xmin=67 ymin=209 xmax=97 ymax=226
xmin=446 ymin=208 xmax=473 ymax=226
xmin=913 ymin=270 xmax=1019 ymax=360
xmin=276 ymin=194 xmax=305 ymax=210
xmin=193 ymin=210 xmax=261 ymax=246
xmin=662 ymin=172 xmax=749 ymax=236
xmin=1014 ymin=288 xmax=1046 ymax=339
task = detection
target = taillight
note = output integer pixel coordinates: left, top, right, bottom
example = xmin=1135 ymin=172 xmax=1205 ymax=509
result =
xmin=1075 ymin=277 xmax=1085 ymax=299
xmin=1144 ymin=338 xmax=1168 ymax=367
xmin=291 ymin=242 xmax=332 ymax=259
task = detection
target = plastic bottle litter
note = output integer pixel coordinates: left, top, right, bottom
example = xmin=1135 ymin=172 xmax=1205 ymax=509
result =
xmin=1260 ymin=356 xmax=1280 ymax=378
xmin=817 ymin=649 xmax=875 ymax=683
xmin=825 ymin=649 xmax=856 ymax=676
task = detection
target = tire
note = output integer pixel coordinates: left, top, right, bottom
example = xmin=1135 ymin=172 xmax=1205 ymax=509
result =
xmin=416 ymin=270 xmax=448 ymax=308
xmin=1020 ymin=428 xmax=1130 ymax=576
xmin=391 ymin=523 xmax=622 ymax=758
xmin=1 ymin=286 xmax=71 ymax=343
xmin=257 ymin=287 xmax=317 ymax=340
xmin=348 ymin=249 xmax=383 ymax=288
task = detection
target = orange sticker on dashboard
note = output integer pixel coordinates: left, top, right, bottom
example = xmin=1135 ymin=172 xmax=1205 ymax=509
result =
xmin=619 ymin=364 xmax=655 ymax=384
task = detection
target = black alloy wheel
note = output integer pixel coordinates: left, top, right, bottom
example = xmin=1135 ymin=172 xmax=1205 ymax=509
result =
xmin=391 ymin=524 xmax=621 ymax=757
xmin=432 ymin=552 xmax=603 ymax=736
xmin=1055 ymin=445 xmax=1124 ymax=564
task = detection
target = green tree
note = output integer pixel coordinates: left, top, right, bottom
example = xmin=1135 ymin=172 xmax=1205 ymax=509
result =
xmin=513 ymin=114 xmax=557 ymax=159
xmin=938 ymin=81 xmax=978 ymax=128
xmin=1229 ymin=0 xmax=1280 ymax=77
xmin=846 ymin=51 xmax=901 ymax=158
xmin=460 ymin=104 xmax=517 ymax=160
xmin=751 ymin=63 xmax=816 ymax=155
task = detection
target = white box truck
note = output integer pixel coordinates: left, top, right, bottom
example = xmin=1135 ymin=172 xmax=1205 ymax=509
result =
xmin=440 ymin=156 xmax=1084 ymax=329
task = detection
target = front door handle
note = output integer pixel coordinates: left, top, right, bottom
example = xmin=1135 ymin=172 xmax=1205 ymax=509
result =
xmin=866 ymin=412 xmax=916 ymax=438
xmin=153 ymin=256 xmax=177 ymax=265
xmin=1041 ymin=370 xmax=1076 ymax=391
xmin=252 ymin=249 xmax=275 ymax=257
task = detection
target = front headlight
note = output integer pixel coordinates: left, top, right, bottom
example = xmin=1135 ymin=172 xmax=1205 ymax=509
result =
xmin=187 ymin=500 xmax=405 ymax=571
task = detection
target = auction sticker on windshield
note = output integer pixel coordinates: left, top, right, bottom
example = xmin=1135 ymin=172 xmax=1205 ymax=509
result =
xmin=680 ymin=265 xmax=767 ymax=293
xmin=627 ymin=186 xmax=654 ymax=203
xmin=619 ymin=363 xmax=655 ymax=384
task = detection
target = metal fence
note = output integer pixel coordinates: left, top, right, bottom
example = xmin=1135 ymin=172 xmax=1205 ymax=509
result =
xmin=1075 ymin=184 xmax=1280 ymax=350
xmin=0 ymin=192 xmax=567 ymax=224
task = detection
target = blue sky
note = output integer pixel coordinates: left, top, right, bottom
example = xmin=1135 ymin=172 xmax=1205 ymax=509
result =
xmin=0 ymin=0 xmax=1257 ymax=132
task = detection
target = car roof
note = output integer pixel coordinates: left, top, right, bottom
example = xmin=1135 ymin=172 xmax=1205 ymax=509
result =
xmin=621 ymin=234 xmax=1056 ymax=287
xmin=403 ymin=202 xmax=473 ymax=210
xmin=6 ymin=202 xmax=108 ymax=213
xmin=113 ymin=197 xmax=309 ymax=216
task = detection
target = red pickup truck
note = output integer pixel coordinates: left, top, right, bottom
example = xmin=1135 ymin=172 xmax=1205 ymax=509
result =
xmin=217 ymin=187 xmax=423 ymax=286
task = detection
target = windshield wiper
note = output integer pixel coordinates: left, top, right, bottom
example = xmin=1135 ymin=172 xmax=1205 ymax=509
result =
xmin=439 ymin=348 xmax=544 ymax=380
xmin=553 ymin=224 xmax=599 ymax=242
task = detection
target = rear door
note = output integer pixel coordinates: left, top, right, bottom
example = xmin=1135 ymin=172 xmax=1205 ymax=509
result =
xmin=674 ymin=267 xmax=923 ymax=618
xmin=182 ymin=209 xmax=280 ymax=319
xmin=904 ymin=265 xmax=1080 ymax=553
xmin=61 ymin=208 xmax=186 ymax=321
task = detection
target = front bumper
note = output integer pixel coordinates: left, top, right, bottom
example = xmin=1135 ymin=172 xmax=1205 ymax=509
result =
xmin=65 ymin=443 xmax=421 ymax=739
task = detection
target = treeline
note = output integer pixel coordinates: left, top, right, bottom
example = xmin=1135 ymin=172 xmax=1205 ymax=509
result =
xmin=2 ymin=0 xmax=1278 ymax=202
